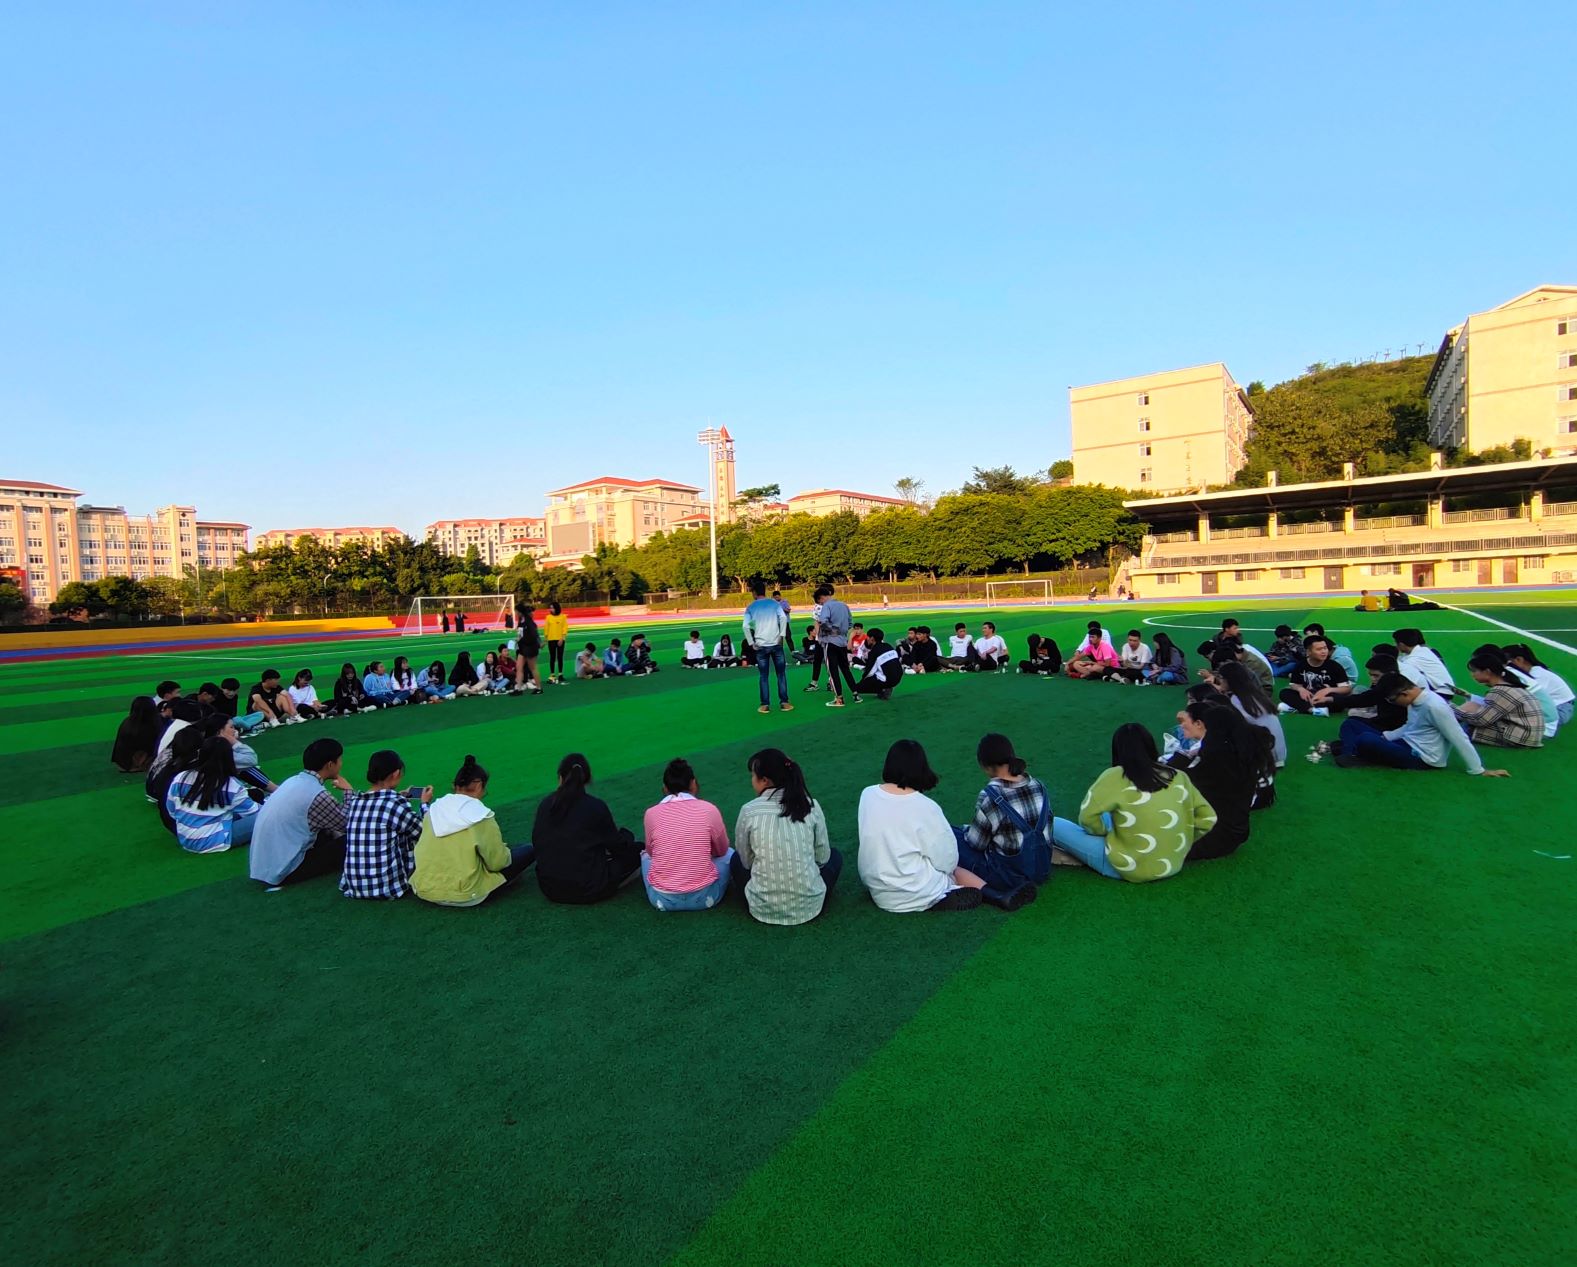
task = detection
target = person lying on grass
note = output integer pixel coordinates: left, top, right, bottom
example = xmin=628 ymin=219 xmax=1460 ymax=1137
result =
xmin=1051 ymin=723 xmax=1216 ymax=881
xmin=857 ymin=739 xmax=983 ymax=914
xmin=733 ymin=748 xmax=841 ymax=925
xmin=641 ymin=758 xmax=733 ymax=912
xmin=411 ymin=753 xmax=536 ymax=907
xmin=1330 ymin=674 xmax=1509 ymax=775
xmin=532 ymin=753 xmax=641 ymax=905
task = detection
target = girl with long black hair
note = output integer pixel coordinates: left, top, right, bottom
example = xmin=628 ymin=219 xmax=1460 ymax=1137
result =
xmin=1142 ymin=632 xmax=1187 ymax=685
xmin=1051 ymin=723 xmax=1215 ymax=882
xmin=732 ymin=748 xmax=840 ymax=924
xmin=531 ymin=752 xmax=642 ymax=904
xmin=1214 ymin=659 xmax=1286 ymax=767
xmin=111 ymin=696 xmax=164 ymax=773
xmin=165 ymin=736 xmax=259 ymax=853
xmin=1170 ymin=704 xmax=1275 ymax=861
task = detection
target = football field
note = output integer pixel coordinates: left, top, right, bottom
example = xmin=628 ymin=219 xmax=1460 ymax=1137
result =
xmin=3 ymin=595 xmax=1574 ymax=1266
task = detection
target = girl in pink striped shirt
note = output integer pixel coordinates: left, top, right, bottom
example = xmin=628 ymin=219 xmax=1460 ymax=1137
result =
xmin=641 ymin=759 xmax=734 ymax=911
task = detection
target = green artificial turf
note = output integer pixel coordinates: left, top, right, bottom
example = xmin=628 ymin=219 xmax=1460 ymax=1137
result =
xmin=1 ymin=597 xmax=1573 ymax=1266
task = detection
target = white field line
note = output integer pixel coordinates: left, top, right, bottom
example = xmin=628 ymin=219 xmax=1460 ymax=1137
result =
xmin=1439 ymin=603 xmax=1577 ymax=661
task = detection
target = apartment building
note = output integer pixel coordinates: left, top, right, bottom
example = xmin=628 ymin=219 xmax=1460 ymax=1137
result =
xmin=1425 ymin=285 xmax=1577 ymax=456
xmin=1070 ymin=362 xmax=1254 ymax=493
xmin=425 ymin=517 xmax=547 ymax=567
xmin=785 ymin=489 xmax=909 ymax=518
xmin=542 ymin=477 xmax=705 ymax=565
xmin=1123 ymin=457 xmax=1577 ymax=599
xmin=254 ymin=526 xmax=406 ymax=550
xmin=0 ymin=480 xmax=250 ymax=603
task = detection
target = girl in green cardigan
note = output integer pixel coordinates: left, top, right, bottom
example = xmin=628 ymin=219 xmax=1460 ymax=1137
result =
xmin=1051 ymin=724 xmax=1216 ymax=882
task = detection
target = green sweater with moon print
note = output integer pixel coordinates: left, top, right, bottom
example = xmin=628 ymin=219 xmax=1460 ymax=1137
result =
xmin=1076 ymin=766 xmax=1217 ymax=882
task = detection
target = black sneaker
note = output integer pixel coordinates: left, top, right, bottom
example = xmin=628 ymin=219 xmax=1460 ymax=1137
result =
xmin=1333 ymin=753 xmax=1363 ymax=769
xmin=932 ymin=887 xmax=984 ymax=911
xmin=984 ymin=882 xmax=1037 ymax=912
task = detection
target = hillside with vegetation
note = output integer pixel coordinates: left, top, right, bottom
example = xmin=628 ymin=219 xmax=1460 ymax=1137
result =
xmin=1232 ymin=355 xmax=1533 ymax=488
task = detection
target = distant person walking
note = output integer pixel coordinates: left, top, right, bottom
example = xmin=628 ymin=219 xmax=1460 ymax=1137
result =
xmin=744 ymin=581 xmax=794 ymax=714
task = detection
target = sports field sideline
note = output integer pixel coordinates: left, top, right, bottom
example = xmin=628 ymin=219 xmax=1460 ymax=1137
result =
xmin=3 ymin=593 xmax=1573 ymax=1266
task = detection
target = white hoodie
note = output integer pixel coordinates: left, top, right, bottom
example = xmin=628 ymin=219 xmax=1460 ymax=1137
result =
xmin=427 ymin=792 xmax=494 ymax=837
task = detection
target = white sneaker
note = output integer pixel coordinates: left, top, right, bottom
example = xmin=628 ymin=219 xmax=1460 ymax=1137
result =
xmin=1311 ymin=707 xmax=1330 ymax=717
xmin=1276 ymin=703 xmax=1294 ymax=715
xmin=360 ymin=705 xmax=376 ymax=713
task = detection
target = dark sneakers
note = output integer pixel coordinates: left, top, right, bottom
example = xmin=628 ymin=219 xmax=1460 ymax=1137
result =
xmin=982 ymin=882 xmax=1037 ymax=912
xmin=932 ymin=887 xmax=985 ymax=912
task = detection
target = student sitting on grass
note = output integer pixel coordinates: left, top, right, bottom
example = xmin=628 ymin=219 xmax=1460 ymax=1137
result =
xmin=287 ymin=669 xmax=324 ymax=719
xmin=249 ymin=669 xmax=301 ymax=726
xmin=602 ymin=638 xmax=629 ymax=677
xmin=194 ymin=713 xmax=275 ymax=795
xmin=1476 ymin=643 xmax=1559 ymax=739
xmin=449 ymin=651 xmax=490 ymax=697
xmin=1326 ymin=653 xmax=1407 ymax=736
xmin=152 ymin=679 xmax=183 ymax=705
xmin=532 ymin=753 xmax=642 ymax=905
xmin=494 ymin=645 xmax=518 ymax=687
xmin=1451 ymin=652 xmax=1544 ymax=749
xmin=476 ymin=651 xmax=510 ymax=693
xmin=250 ymin=738 xmax=354 ymax=885
xmin=945 ymin=623 xmax=974 ymax=669
xmin=794 ymin=623 xmax=822 ymax=668
xmin=1142 ymin=632 xmax=1187 ymax=685
xmin=853 ymin=628 xmax=902 ymax=700
xmin=1163 ymin=684 xmax=1227 ymax=762
xmin=1077 ymin=621 xmax=1114 ymax=653
xmin=681 ymin=631 xmax=709 ymax=669
xmin=640 ymin=758 xmax=733 ymax=911
xmin=1018 ymin=633 xmax=1062 ymax=675
xmin=411 ymin=754 xmax=535 ymax=906
xmin=954 ymin=733 xmax=1051 ymax=910
xmin=1301 ymin=622 xmax=1359 ymax=680
xmin=732 ymin=748 xmax=840 ymax=925
xmin=1168 ymin=704 xmax=1276 ymax=860
xmin=857 ymin=739 xmax=984 ymax=913
xmin=1050 ymin=724 xmax=1216 ymax=881
xmin=971 ymin=622 xmax=1009 ymax=671
xmin=625 ymin=633 xmax=659 ymax=675
xmin=416 ymin=660 xmax=456 ymax=700
xmin=709 ymin=633 xmax=740 ymax=669
xmin=327 ymin=663 xmax=366 ymax=713
xmin=1331 ymin=674 xmax=1509 ymax=775
xmin=1393 ymin=628 xmax=1454 ymax=696
xmin=1114 ymin=629 xmax=1152 ymax=682
xmin=341 ymin=749 xmax=431 ymax=899
xmin=148 ymin=723 xmax=206 ymax=837
xmin=1502 ymin=643 xmax=1573 ymax=729
xmin=575 ymin=643 xmax=607 ymax=679
xmin=1065 ymin=638 xmax=1119 ymax=679
xmin=167 ymin=737 xmax=261 ymax=854
xmin=362 ymin=660 xmax=404 ymax=706
xmin=906 ymin=627 xmax=943 ymax=675
xmin=111 ymin=696 xmax=164 ymax=773
xmin=849 ymin=622 xmax=869 ymax=665
xmin=220 ymin=678 xmax=257 ymax=722
xmin=1210 ymin=638 xmax=1275 ymax=695
xmin=1277 ymin=636 xmax=1351 ymax=715
xmin=1266 ymin=624 xmax=1303 ymax=677
xmin=1214 ymin=660 xmax=1286 ymax=767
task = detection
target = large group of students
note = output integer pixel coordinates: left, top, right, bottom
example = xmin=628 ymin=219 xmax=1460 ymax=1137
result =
xmin=107 ymin=597 xmax=1568 ymax=920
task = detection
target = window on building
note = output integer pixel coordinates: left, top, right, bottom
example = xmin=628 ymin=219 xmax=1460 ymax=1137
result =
xmin=1233 ymin=570 xmax=1263 ymax=581
xmin=1567 ymin=386 xmax=1577 ymax=401
xmin=1563 ymin=418 xmax=1577 ymax=435
xmin=1563 ymin=352 xmax=1577 ymax=369
xmin=1137 ymin=392 xmax=1150 ymax=406
xmin=1366 ymin=563 xmax=1402 ymax=576
xmin=1138 ymin=443 xmax=1152 ymax=457
xmin=1560 ymin=319 xmax=1573 ymax=336
xmin=1522 ymin=556 xmax=1547 ymax=569
xmin=1279 ymin=568 xmax=1305 ymax=579
xmin=1138 ymin=468 xmax=1153 ymax=484
xmin=1155 ymin=573 xmax=1180 ymax=584
xmin=1137 ymin=417 xmax=1151 ymax=433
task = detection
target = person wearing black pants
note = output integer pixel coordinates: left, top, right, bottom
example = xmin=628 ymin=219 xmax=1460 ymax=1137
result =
xmin=853 ymin=628 xmax=903 ymax=700
xmin=814 ymin=585 xmax=861 ymax=708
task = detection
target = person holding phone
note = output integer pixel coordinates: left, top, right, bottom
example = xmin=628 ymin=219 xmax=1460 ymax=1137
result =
xmin=340 ymin=749 xmax=432 ymax=899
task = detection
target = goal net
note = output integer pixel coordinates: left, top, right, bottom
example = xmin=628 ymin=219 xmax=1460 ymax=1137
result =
xmin=401 ymin=594 xmax=517 ymax=635
xmin=985 ymin=579 xmax=1053 ymax=605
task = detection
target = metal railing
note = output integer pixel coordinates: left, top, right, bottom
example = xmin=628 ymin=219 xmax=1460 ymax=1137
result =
xmin=1140 ymin=532 xmax=1577 ymax=569
xmin=1442 ymin=506 xmax=1521 ymax=524
xmin=1353 ymin=514 xmax=1428 ymax=530
xmin=1279 ymin=520 xmax=1336 ymax=535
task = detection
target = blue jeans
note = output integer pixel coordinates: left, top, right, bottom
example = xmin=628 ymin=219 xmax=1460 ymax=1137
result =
xmin=641 ymin=850 xmax=733 ymax=911
xmin=236 ymin=711 xmax=267 ymax=732
xmin=1559 ymin=700 xmax=1574 ymax=728
xmin=1050 ymin=813 xmax=1120 ymax=878
xmin=230 ymin=813 xmax=256 ymax=849
xmin=1272 ymin=661 xmax=1296 ymax=678
xmin=424 ymin=684 xmax=456 ymax=699
xmin=756 ymin=643 xmax=789 ymax=706
xmin=1339 ymin=718 xmax=1429 ymax=769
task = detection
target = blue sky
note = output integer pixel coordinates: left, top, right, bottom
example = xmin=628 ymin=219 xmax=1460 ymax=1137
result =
xmin=2 ymin=3 xmax=1571 ymax=536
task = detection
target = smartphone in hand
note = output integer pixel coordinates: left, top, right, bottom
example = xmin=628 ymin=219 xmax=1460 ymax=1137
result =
xmin=403 ymin=786 xmax=428 ymax=800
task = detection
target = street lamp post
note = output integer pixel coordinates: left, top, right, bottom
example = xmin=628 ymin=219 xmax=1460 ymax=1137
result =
xmin=697 ymin=428 xmax=722 ymax=600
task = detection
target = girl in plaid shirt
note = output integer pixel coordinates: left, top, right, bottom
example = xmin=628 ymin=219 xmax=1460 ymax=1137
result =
xmin=952 ymin=733 xmax=1049 ymax=911
xmin=340 ymin=750 xmax=431 ymax=899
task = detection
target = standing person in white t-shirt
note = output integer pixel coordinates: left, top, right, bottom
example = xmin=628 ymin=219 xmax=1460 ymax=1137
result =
xmin=857 ymin=740 xmax=984 ymax=912
xmin=971 ymin=622 xmax=1008 ymax=671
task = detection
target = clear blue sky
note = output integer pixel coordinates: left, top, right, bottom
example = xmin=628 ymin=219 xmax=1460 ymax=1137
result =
xmin=2 ymin=3 xmax=1572 ymax=536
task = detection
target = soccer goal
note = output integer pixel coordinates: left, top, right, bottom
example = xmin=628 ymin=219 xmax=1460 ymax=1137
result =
xmin=985 ymin=579 xmax=1053 ymax=605
xmin=402 ymin=594 xmax=517 ymax=635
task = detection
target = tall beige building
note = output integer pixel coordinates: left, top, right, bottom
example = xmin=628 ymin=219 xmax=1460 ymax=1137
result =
xmin=0 ymin=480 xmax=250 ymax=604
xmin=425 ymin=516 xmax=547 ymax=566
xmin=254 ymin=526 xmax=406 ymax=550
xmin=542 ymin=477 xmax=704 ymax=565
xmin=1425 ymin=285 xmax=1577 ymax=456
xmin=1070 ymin=362 xmax=1253 ymax=493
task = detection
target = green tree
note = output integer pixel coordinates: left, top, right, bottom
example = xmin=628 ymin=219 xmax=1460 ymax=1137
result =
xmin=1048 ymin=459 xmax=1074 ymax=481
xmin=961 ymin=465 xmax=1036 ymax=496
xmin=50 ymin=581 xmax=105 ymax=619
xmin=95 ymin=576 xmax=150 ymax=620
xmin=142 ymin=576 xmax=187 ymax=619
xmin=893 ymin=476 xmax=927 ymax=505
xmin=0 ymin=580 xmax=26 ymax=622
